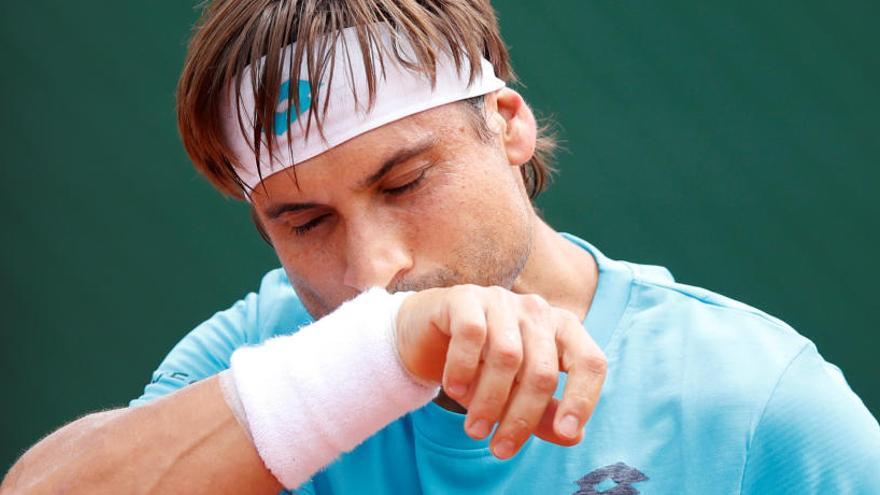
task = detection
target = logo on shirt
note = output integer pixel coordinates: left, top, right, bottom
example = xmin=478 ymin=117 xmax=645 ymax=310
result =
xmin=573 ymin=462 xmax=648 ymax=495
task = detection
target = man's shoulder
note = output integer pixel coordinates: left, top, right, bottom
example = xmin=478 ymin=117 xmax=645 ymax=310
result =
xmin=564 ymin=234 xmax=811 ymax=386
xmin=602 ymin=259 xmax=880 ymax=494
xmin=624 ymin=259 xmax=807 ymax=356
xmin=617 ymin=259 xmax=813 ymax=404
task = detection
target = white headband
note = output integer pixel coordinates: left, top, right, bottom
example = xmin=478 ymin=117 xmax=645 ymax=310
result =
xmin=222 ymin=23 xmax=506 ymax=194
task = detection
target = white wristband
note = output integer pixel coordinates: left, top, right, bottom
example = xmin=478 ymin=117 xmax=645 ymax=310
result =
xmin=228 ymin=287 xmax=439 ymax=489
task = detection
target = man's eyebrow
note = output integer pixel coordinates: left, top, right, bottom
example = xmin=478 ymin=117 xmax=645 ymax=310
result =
xmin=264 ymin=135 xmax=438 ymax=220
xmin=265 ymin=201 xmax=319 ymax=220
xmin=357 ymin=134 xmax=439 ymax=190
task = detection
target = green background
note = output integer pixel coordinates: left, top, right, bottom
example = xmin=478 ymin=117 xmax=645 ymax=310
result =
xmin=1 ymin=0 xmax=877 ymax=472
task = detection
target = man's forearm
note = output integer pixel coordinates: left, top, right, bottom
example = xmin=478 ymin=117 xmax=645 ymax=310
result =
xmin=1 ymin=376 xmax=281 ymax=495
xmin=2 ymin=288 xmax=437 ymax=494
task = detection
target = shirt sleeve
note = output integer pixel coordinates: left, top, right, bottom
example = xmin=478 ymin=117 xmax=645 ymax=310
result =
xmin=128 ymin=292 xmax=259 ymax=407
xmin=740 ymin=342 xmax=880 ymax=494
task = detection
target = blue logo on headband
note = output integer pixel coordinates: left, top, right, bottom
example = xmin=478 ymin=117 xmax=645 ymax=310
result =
xmin=274 ymin=79 xmax=312 ymax=136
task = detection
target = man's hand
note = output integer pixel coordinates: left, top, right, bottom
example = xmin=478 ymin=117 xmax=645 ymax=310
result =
xmin=396 ymin=285 xmax=607 ymax=459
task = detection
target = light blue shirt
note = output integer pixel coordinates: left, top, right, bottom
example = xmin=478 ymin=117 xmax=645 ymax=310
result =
xmin=132 ymin=234 xmax=880 ymax=494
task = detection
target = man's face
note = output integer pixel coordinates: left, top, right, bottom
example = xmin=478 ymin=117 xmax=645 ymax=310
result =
xmin=250 ymin=96 xmax=535 ymax=318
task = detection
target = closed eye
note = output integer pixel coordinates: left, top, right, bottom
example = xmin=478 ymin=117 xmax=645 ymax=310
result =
xmin=383 ymin=169 xmax=428 ymax=196
xmin=289 ymin=213 xmax=331 ymax=236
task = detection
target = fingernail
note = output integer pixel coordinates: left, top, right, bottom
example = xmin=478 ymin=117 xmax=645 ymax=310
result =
xmin=469 ymin=419 xmax=490 ymax=439
xmin=493 ymin=439 xmax=516 ymax=459
xmin=559 ymin=414 xmax=580 ymax=438
xmin=446 ymin=381 xmax=467 ymax=398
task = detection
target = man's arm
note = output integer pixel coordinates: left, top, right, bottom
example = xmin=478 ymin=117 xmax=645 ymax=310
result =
xmin=1 ymin=288 xmax=420 ymax=494
xmin=1 ymin=375 xmax=281 ymax=495
xmin=3 ymin=285 xmax=607 ymax=493
xmin=3 ymin=281 xmax=296 ymax=494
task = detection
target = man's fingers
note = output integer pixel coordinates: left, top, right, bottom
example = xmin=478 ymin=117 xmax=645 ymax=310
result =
xmin=441 ymin=291 xmax=488 ymax=401
xmin=489 ymin=313 xmax=559 ymax=459
xmin=463 ymin=297 xmax=522 ymax=441
xmin=552 ymin=310 xmax=607 ymax=441
xmin=403 ymin=286 xmax=607 ymax=457
xmin=533 ymin=398 xmax=585 ymax=446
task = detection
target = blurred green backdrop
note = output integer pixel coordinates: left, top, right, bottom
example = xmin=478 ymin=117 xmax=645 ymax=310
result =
xmin=1 ymin=0 xmax=877 ymax=472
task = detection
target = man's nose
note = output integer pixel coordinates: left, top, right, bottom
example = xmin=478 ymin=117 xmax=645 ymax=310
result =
xmin=341 ymin=218 xmax=412 ymax=292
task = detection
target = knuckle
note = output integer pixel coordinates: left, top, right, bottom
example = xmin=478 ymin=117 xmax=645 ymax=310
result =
xmin=456 ymin=320 xmax=487 ymax=342
xmin=491 ymin=345 xmax=523 ymax=370
xmin=557 ymin=308 xmax=581 ymax=326
xmin=448 ymin=352 xmax=480 ymax=374
xmin=552 ymin=309 xmax=582 ymax=335
xmin=452 ymin=284 xmax=479 ymax=300
xmin=446 ymin=359 xmax=476 ymax=377
xmin=579 ymin=353 xmax=608 ymax=376
xmin=487 ymin=285 xmax=507 ymax=299
xmin=520 ymin=293 xmax=550 ymax=314
xmin=490 ymin=284 xmax=506 ymax=292
xmin=503 ymin=416 xmax=532 ymax=438
xmin=566 ymin=394 xmax=597 ymax=416
xmin=527 ymin=369 xmax=559 ymax=394
xmin=476 ymin=390 xmax=507 ymax=413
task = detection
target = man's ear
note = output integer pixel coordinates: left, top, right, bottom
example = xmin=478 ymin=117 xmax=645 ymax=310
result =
xmin=488 ymin=88 xmax=537 ymax=166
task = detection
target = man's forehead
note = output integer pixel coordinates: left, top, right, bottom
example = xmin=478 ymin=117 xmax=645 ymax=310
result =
xmin=224 ymin=22 xmax=505 ymax=196
xmin=261 ymin=102 xmax=468 ymax=182
xmin=251 ymin=110 xmax=457 ymax=209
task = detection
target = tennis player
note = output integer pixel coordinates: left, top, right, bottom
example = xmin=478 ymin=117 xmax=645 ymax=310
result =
xmin=4 ymin=1 xmax=879 ymax=494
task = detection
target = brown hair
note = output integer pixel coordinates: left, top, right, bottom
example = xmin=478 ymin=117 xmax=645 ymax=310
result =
xmin=177 ymin=0 xmax=557 ymax=201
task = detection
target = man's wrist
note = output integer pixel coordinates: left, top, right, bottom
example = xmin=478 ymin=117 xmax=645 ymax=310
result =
xmin=227 ymin=287 xmax=440 ymax=489
xmin=217 ymin=369 xmax=251 ymax=440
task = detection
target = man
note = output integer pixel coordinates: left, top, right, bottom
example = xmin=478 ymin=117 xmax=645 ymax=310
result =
xmin=3 ymin=0 xmax=879 ymax=494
